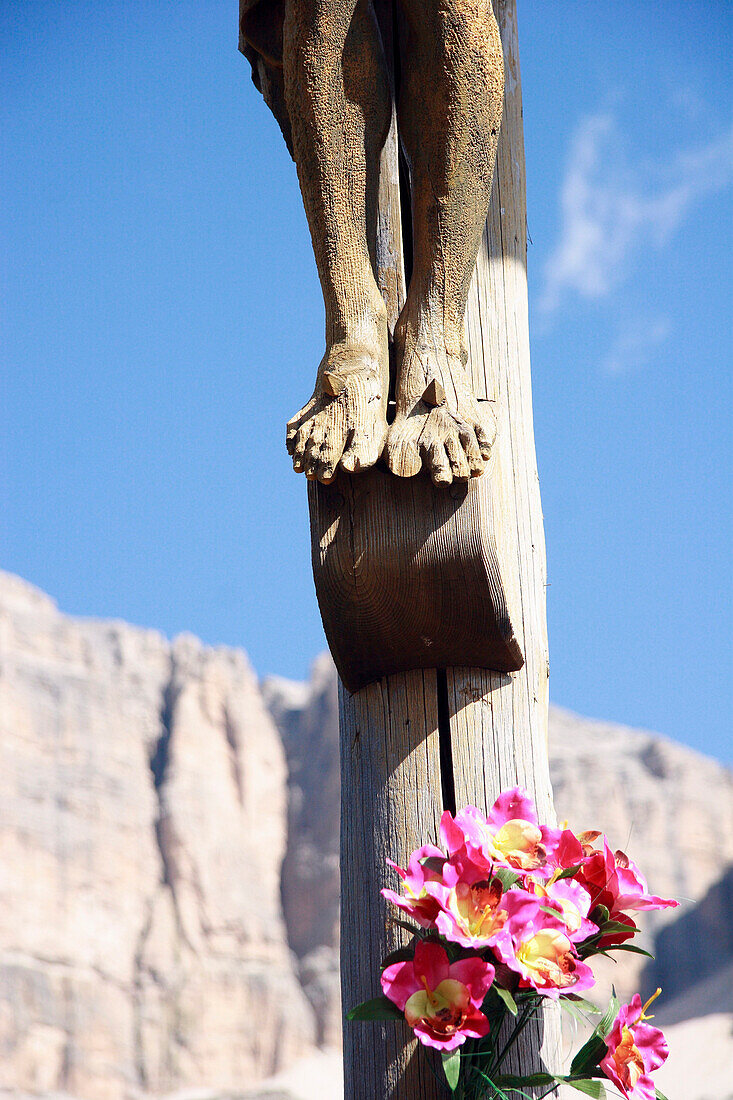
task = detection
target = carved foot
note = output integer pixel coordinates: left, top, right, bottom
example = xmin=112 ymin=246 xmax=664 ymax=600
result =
xmin=286 ymin=345 xmax=388 ymax=483
xmin=385 ymin=335 xmax=495 ymax=486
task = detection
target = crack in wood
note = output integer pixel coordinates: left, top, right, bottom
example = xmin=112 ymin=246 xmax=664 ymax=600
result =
xmin=436 ymin=669 xmax=456 ymax=815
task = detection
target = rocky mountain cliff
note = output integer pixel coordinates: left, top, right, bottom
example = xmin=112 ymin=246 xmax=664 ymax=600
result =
xmin=1 ymin=571 xmax=731 ymax=1098
xmin=0 ymin=574 xmax=315 ymax=1098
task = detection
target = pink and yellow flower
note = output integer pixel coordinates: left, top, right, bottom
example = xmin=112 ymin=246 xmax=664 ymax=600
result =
xmin=600 ymin=991 xmax=669 ymax=1100
xmin=525 ymin=875 xmax=597 ymax=943
xmin=542 ymin=826 xmax=587 ymax=872
xmin=427 ymin=855 xmax=539 ymax=949
xmin=381 ymin=940 xmax=495 ymax=1051
xmin=441 ymin=788 xmax=556 ymax=873
xmin=381 ymin=845 xmax=446 ymax=929
xmin=493 ymin=904 xmax=596 ymax=998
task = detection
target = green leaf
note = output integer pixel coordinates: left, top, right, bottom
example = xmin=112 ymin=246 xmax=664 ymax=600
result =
xmin=554 ymin=863 xmax=583 ymax=880
xmin=493 ymin=868 xmax=521 ymax=891
xmin=494 ymin=1073 xmax=557 ymax=1088
xmin=380 ymin=947 xmax=416 ymax=970
xmin=442 ymin=1048 xmax=461 ymax=1091
xmin=420 ymin=855 xmax=447 ymax=875
xmin=539 ymin=904 xmax=561 ymax=918
xmin=599 ymin=919 xmax=639 ymax=936
xmin=494 ymin=985 xmax=519 ymax=1016
xmin=597 ymin=992 xmax=620 ymax=1038
xmin=603 ymin=943 xmax=654 ymax=959
xmin=569 ymin=992 xmax=620 ymax=1074
xmin=569 ymin=1035 xmax=607 ymax=1076
xmin=346 ymin=995 xmax=404 ymax=1022
xmin=590 ymin=905 xmax=610 ymax=925
xmin=655 ymin=1090 xmax=670 ymax=1100
xmin=565 ymin=1079 xmax=606 ymax=1098
xmin=559 ymin=995 xmax=602 ymax=1024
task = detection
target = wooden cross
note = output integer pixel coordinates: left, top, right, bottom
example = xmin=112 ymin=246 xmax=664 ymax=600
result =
xmin=303 ymin=2 xmax=561 ymax=1095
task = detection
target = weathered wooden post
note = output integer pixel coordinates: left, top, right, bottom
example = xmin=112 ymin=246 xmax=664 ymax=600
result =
xmin=241 ymin=0 xmax=559 ymax=1094
xmin=313 ymin=3 xmax=559 ymax=1095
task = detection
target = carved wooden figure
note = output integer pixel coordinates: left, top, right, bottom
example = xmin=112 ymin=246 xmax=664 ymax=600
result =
xmin=240 ymin=0 xmax=504 ymax=487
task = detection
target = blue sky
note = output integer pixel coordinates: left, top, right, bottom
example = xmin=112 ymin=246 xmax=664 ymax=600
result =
xmin=2 ymin=2 xmax=731 ymax=762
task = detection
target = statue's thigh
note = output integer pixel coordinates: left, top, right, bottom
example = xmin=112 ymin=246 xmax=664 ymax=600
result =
xmin=397 ymin=0 xmax=493 ymax=28
xmin=285 ymin=0 xmax=361 ymax=29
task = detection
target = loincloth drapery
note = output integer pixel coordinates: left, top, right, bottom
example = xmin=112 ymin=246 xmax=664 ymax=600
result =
xmin=239 ymin=0 xmax=293 ymax=156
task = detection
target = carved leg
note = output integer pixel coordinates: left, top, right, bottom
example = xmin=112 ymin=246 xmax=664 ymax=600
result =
xmin=282 ymin=0 xmax=391 ymax=483
xmin=386 ymin=0 xmax=504 ymax=485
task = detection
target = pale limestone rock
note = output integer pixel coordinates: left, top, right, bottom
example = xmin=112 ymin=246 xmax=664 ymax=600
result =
xmin=549 ymin=705 xmax=733 ymax=1002
xmin=0 ymin=573 xmax=315 ymax=1098
xmin=263 ymin=655 xmax=340 ymax=1048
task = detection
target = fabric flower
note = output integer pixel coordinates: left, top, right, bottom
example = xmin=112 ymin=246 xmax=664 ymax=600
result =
xmin=381 ymin=939 xmax=495 ymax=1051
xmin=493 ymin=904 xmax=595 ymax=998
xmin=427 ymin=855 xmax=539 ymax=949
xmin=600 ymin=991 xmax=669 ymax=1100
xmin=525 ymin=875 xmax=597 ymax=943
xmin=542 ymin=827 xmax=586 ymax=872
xmin=381 ymin=845 xmax=446 ymax=928
xmin=578 ymin=839 xmax=677 ymax=926
xmin=441 ymin=788 xmax=554 ymax=872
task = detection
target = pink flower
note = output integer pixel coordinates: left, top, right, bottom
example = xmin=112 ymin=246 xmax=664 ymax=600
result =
xmin=525 ymin=875 xmax=597 ymax=943
xmin=577 ymin=839 xmax=677 ymax=928
xmin=600 ymin=991 xmax=669 ymax=1100
xmin=542 ymin=827 xmax=586 ymax=872
xmin=381 ymin=845 xmax=446 ymax=929
xmin=441 ymin=788 xmax=551 ymax=873
xmin=427 ymin=855 xmax=539 ymax=949
xmin=493 ymin=904 xmax=596 ymax=999
xmin=381 ymin=940 xmax=495 ymax=1051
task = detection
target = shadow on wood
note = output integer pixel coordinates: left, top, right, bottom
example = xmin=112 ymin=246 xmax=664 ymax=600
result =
xmin=308 ymin=462 xmax=524 ymax=694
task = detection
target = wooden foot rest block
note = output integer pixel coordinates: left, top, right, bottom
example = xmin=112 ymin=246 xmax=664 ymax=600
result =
xmin=308 ymin=464 xmax=523 ymax=693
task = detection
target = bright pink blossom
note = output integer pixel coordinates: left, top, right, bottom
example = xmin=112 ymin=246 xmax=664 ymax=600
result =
xmin=427 ymin=855 xmax=539 ymax=949
xmin=577 ymin=839 xmax=677 ymax=928
xmin=441 ymin=788 xmax=554 ymax=873
xmin=525 ymin=875 xmax=597 ymax=943
xmin=542 ymin=827 xmax=586 ymax=872
xmin=493 ymin=903 xmax=595 ymax=998
xmin=381 ymin=845 xmax=446 ymax=928
xmin=381 ymin=939 xmax=495 ymax=1051
xmin=600 ymin=991 xmax=669 ymax=1100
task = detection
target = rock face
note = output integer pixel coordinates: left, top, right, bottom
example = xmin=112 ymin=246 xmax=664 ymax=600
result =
xmin=549 ymin=706 xmax=733 ymax=1002
xmin=644 ymin=866 xmax=733 ymax=1015
xmin=263 ymin=656 xmax=341 ymax=1049
xmin=0 ymin=573 xmax=314 ymax=1098
xmin=1 ymin=571 xmax=731 ymax=1099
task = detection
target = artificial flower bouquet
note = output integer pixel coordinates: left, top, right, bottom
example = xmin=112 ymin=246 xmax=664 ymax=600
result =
xmin=347 ymin=787 xmax=676 ymax=1099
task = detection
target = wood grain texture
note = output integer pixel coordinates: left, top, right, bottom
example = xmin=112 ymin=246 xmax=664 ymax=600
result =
xmin=308 ymin=466 xmax=524 ymax=693
xmin=339 ymin=670 xmax=446 ymax=1098
xmin=332 ymin=1 xmax=560 ymax=1095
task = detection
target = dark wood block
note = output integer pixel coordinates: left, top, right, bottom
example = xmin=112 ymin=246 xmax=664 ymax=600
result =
xmin=308 ymin=464 xmax=523 ymax=693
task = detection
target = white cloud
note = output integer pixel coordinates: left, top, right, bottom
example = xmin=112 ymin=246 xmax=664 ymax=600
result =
xmin=539 ymin=113 xmax=733 ymax=316
xmin=601 ymin=315 xmax=672 ymax=377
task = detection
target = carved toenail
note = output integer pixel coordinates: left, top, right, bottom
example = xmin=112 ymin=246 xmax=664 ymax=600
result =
xmin=422 ymin=379 xmax=446 ymax=407
xmin=323 ymin=371 xmax=346 ymax=397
